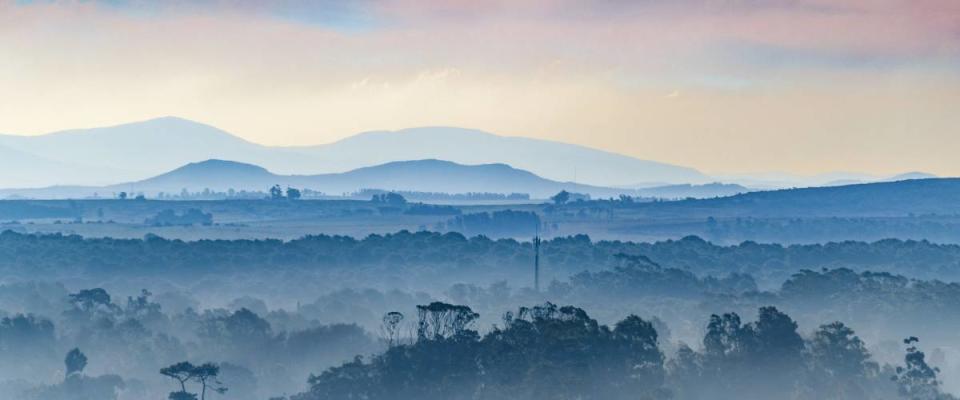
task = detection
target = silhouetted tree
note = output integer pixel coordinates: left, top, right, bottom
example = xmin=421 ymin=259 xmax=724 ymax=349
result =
xmin=192 ymin=363 xmax=227 ymax=400
xmin=64 ymin=348 xmax=87 ymax=378
xmin=286 ymin=187 xmax=302 ymax=200
xmin=161 ymin=361 xmax=197 ymax=394
xmin=894 ymin=337 xmax=946 ymax=400
xmin=551 ymin=190 xmax=570 ymax=205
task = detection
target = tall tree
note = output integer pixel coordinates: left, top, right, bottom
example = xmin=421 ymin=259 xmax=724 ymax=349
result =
xmin=192 ymin=363 xmax=227 ymax=400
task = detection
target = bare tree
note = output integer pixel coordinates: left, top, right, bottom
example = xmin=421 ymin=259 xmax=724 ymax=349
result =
xmin=380 ymin=311 xmax=405 ymax=347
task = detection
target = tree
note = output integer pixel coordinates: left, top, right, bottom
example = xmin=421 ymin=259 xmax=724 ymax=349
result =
xmin=192 ymin=363 xmax=227 ymax=400
xmin=416 ymin=302 xmax=478 ymax=340
xmin=161 ymin=361 xmax=197 ymax=394
xmin=269 ymin=185 xmax=284 ymax=200
xmin=286 ymin=187 xmax=302 ymax=200
xmin=68 ymin=288 xmax=115 ymax=313
xmin=802 ymin=322 xmax=876 ymax=400
xmin=117 ymin=191 xmax=128 ymax=200
xmin=65 ymin=348 xmax=88 ymax=378
xmin=551 ymin=190 xmax=570 ymax=205
xmin=894 ymin=337 xmax=945 ymax=400
xmin=808 ymin=322 xmax=873 ymax=379
xmin=169 ymin=392 xmax=198 ymax=400
xmin=380 ymin=311 xmax=404 ymax=347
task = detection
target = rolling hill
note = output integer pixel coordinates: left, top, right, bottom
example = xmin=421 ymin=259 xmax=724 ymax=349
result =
xmin=637 ymin=178 xmax=960 ymax=218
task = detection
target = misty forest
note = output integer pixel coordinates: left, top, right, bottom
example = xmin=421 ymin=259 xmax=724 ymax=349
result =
xmin=2 ymin=166 xmax=960 ymax=400
xmin=4 ymin=1 xmax=960 ymax=399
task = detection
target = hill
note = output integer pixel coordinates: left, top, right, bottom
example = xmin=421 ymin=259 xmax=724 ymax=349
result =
xmin=637 ymin=178 xmax=960 ymax=218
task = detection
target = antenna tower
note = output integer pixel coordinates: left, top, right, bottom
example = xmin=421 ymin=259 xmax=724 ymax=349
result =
xmin=534 ymin=230 xmax=541 ymax=292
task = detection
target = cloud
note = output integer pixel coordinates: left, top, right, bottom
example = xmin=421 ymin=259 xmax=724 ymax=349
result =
xmin=0 ymin=0 xmax=958 ymax=175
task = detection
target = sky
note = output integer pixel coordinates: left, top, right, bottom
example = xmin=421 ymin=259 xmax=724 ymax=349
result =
xmin=1 ymin=0 xmax=958 ymax=176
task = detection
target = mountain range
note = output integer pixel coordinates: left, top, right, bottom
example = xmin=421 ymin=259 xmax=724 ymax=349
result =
xmin=0 ymin=159 xmax=747 ymax=200
xmin=0 ymin=117 xmax=939 ymax=190
xmin=0 ymin=117 xmax=707 ymax=188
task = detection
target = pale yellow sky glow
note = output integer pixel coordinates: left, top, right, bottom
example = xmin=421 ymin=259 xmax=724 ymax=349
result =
xmin=1 ymin=0 xmax=958 ymax=176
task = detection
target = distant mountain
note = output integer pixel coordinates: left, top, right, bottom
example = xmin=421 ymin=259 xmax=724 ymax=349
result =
xmin=2 ymin=159 xmax=651 ymax=199
xmin=2 ymin=117 xmax=941 ymax=190
xmin=0 ymin=117 xmax=321 ymax=184
xmin=290 ymin=127 xmax=709 ymax=186
xmin=0 ymin=117 xmax=708 ymax=188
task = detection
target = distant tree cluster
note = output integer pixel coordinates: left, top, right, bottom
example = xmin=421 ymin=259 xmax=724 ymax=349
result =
xmin=404 ymin=203 xmax=462 ymax=216
xmin=369 ymin=192 xmax=408 ymax=205
xmin=144 ymin=209 xmax=214 ymax=226
xmin=153 ymin=188 xmax=269 ymax=200
xmin=567 ymin=253 xmax=757 ymax=298
xmin=445 ymin=210 xmax=541 ymax=237
xmin=270 ymin=185 xmax=303 ymax=200
xmin=355 ymin=189 xmax=530 ymax=202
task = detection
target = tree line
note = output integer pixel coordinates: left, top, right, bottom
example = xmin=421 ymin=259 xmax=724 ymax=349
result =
xmin=290 ymin=302 xmax=952 ymax=400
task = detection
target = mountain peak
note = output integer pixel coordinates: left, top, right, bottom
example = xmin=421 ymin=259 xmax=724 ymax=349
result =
xmin=133 ymin=159 xmax=276 ymax=190
xmin=176 ymin=159 xmax=271 ymax=174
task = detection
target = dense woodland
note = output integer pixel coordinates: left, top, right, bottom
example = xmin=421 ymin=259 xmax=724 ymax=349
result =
xmin=1 ymin=284 xmax=954 ymax=400
xmin=2 ymin=230 xmax=959 ymax=286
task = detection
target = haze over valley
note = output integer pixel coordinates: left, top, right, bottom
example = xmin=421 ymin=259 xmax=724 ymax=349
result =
xmin=2 ymin=1 xmax=959 ymax=400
